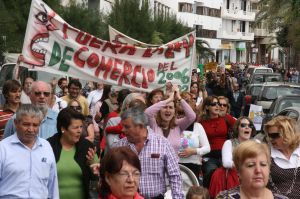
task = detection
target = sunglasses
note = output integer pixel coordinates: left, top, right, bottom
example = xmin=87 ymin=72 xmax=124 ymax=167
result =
xmin=267 ymin=132 xmax=281 ymax=140
xmin=209 ymin=102 xmax=220 ymax=107
xmin=70 ymin=106 xmax=82 ymax=111
xmin=240 ymin=123 xmax=254 ymax=128
xmin=34 ymin=91 xmax=50 ymax=97
xmin=219 ymin=103 xmax=227 ymax=107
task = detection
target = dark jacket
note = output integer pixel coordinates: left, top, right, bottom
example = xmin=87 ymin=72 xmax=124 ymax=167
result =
xmin=47 ymin=133 xmax=96 ymax=199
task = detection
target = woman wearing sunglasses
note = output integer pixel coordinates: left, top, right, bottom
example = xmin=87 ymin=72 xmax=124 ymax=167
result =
xmin=264 ymin=116 xmax=300 ymax=199
xmin=198 ymin=96 xmax=236 ymax=188
xmin=209 ymin=116 xmax=257 ymax=198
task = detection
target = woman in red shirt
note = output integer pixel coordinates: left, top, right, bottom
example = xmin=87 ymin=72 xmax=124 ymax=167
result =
xmin=0 ymin=80 xmax=21 ymax=140
xmin=198 ymin=96 xmax=236 ymax=188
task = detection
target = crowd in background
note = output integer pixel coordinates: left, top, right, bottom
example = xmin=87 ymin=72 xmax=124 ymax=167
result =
xmin=0 ymin=64 xmax=299 ymax=199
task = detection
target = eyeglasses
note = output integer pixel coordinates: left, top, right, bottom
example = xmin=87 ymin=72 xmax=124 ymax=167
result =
xmin=116 ymin=171 xmax=141 ymax=180
xmin=267 ymin=132 xmax=281 ymax=140
xmin=209 ymin=102 xmax=220 ymax=107
xmin=70 ymin=106 xmax=82 ymax=111
xmin=219 ymin=103 xmax=228 ymax=107
xmin=34 ymin=91 xmax=50 ymax=97
xmin=240 ymin=123 xmax=254 ymax=128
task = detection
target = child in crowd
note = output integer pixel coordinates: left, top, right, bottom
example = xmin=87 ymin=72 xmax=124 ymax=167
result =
xmin=186 ymin=186 xmax=210 ymax=199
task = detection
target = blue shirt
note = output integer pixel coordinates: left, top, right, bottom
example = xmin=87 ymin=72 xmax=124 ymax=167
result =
xmin=3 ymin=108 xmax=58 ymax=139
xmin=0 ymin=134 xmax=59 ymax=199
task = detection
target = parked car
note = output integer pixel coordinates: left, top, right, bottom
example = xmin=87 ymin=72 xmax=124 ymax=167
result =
xmin=262 ymin=95 xmax=300 ymax=125
xmin=276 ymin=107 xmax=300 ymax=132
xmin=256 ymin=82 xmax=300 ymax=113
xmin=276 ymin=107 xmax=300 ymax=123
xmin=248 ymin=73 xmax=282 ymax=84
xmin=255 ymin=107 xmax=300 ymax=142
xmin=245 ymin=66 xmax=273 ymax=77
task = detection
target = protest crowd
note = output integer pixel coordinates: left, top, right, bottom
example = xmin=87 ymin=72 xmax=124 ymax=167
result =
xmin=1 ymin=0 xmax=300 ymax=198
xmin=0 ymin=65 xmax=299 ymax=199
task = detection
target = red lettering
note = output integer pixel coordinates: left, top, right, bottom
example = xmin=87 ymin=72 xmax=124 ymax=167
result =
xmin=119 ymin=45 xmax=136 ymax=55
xmin=131 ymin=65 xmax=141 ymax=88
xmin=173 ymin=42 xmax=182 ymax=52
xmin=102 ymin=42 xmax=121 ymax=54
xmin=165 ymin=44 xmax=174 ymax=58
xmin=76 ymin=31 xmax=92 ymax=45
xmin=110 ymin=59 xmax=122 ymax=80
xmin=62 ymin=23 xmax=79 ymax=40
xmin=73 ymin=47 xmax=88 ymax=68
xmin=158 ymin=63 xmax=169 ymax=71
xmin=87 ymin=53 xmax=99 ymax=68
xmin=142 ymin=48 xmax=153 ymax=57
xmin=89 ymin=37 xmax=103 ymax=49
xmin=182 ymin=34 xmax=195 ymax=58
xmin=141 ymin=68 xmax=148 ymax=89
xmin=170 ymin=61 xmax=177 ymax=70
xmin=118 ymin=61 xmax=132 ymax=86
xmin=95 ymin=56 xmax=113 ymax=79
xmin=152 ymin=47 xmax=164 ymax=54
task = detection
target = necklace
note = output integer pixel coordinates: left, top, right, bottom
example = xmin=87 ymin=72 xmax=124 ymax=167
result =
xmin=269 ymin=156 xmax=299 ymax=195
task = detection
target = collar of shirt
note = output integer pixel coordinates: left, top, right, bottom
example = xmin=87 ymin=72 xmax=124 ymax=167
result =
xmin=44 ymin=108 xmax=58 ymax=121
xmin=10 ymin=133 xmax=43 ymax=149
xmin=271 ymin=146 xmax=300 ymax=168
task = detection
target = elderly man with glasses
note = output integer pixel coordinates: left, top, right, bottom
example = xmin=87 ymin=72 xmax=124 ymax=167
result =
xmin=4 ymin=81 xmax=58 ymax=139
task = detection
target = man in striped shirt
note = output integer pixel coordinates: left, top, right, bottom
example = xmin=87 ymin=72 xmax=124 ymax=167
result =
xmin=113 ymin=107 xmax=184 ymax=199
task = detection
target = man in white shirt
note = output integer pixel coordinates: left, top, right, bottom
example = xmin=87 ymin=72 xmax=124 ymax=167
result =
xmin=0 ymin=104 xmax=59 ymax=198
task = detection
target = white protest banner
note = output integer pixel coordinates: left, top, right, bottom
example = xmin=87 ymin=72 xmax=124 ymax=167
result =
xmin=248 ymin=104 xmax=264 ymax=131
xmin=21 ymin=0 xmax=195 ymax=92
xmin=109 ymin=25 xmax=159 ymax=47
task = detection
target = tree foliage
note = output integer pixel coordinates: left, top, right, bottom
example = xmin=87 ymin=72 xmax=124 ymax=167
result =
xmin=257 ymin=0 xmax=300 ymax=50
xmin=0 ymin=0 xmax=214 ymax=63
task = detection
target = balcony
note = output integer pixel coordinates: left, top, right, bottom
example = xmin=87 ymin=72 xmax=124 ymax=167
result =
xmin=254 ymin=28 xmax=269 ymax=37
xmin=217 ymin=29 xmax=254 ymax=41
xmin=221 ymin=8 xmax=255 ymax=21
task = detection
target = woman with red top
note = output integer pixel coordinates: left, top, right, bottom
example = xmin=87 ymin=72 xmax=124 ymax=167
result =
xmin=0 ymin=80 xmax=21 ymax=140
xmin=99 ymin=146 xmax=144 ymax=199
xmin=198 ymin=96 xmax=236 ymax=188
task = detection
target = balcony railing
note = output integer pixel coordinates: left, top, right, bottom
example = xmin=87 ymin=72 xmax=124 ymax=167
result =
xmin=221 ymin=8 xmax=255 ymax=21
xmin=217 ymin=29 xmax=254 ymax=41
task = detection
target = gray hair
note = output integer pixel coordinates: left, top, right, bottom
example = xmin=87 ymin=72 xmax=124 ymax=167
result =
xmin=15 ymin=104 xmax=43 ymax=122
xmin=29 ymin=81 xmax=51 ymax=94
xmin=120 ymin=93 xmax=144 ymax=114
xmin=121 ymin=107 xmax=148 ymax=127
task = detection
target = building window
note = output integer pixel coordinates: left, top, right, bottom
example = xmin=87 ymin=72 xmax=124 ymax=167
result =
xmin=179 ymin=3 xmax=193 ymax=13
xmin=196 ymin=6 xmax=220 ymax=17
xmin=196 ymin=28 xmax=217 ymax=39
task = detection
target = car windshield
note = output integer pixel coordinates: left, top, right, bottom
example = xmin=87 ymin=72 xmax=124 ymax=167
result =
xmin=252 ymin=74 xmax=282 ymax=83
xmin=255 ymin=69 xmax=272 ymax=73
xmin=278 ymin=99 xmax=300 ymax=113
xmin=250 ymin=86 xmax=262 ymax=96
xmin=261 ymin=87 xmax=300 ymax=101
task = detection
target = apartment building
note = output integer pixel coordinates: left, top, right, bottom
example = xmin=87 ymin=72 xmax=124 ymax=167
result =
xmin=218 ymin=0 xmax=255 ymax=63
xmin=176 ymin=0 xmax=222 ymax=64
xmin=177 ymin=0 xmax=256 ymax=64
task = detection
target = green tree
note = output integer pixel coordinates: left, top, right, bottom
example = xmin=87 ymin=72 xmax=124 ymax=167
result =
xmin=107 ymin=0 xmax=214 ymax=61
xmin=58 ymin=1 xmax=106 ymax=39
xmin=257 ymin=0 xmax=300 ymax=50
xmin=106 ymin=0 xmax=154 ymax=43
xmin=0 ymin=0 xmax=105 ymax=54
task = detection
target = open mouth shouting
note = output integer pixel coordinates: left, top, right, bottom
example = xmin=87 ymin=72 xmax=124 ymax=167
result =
xmin=30 ymin=33 xmax=49 ymax=65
